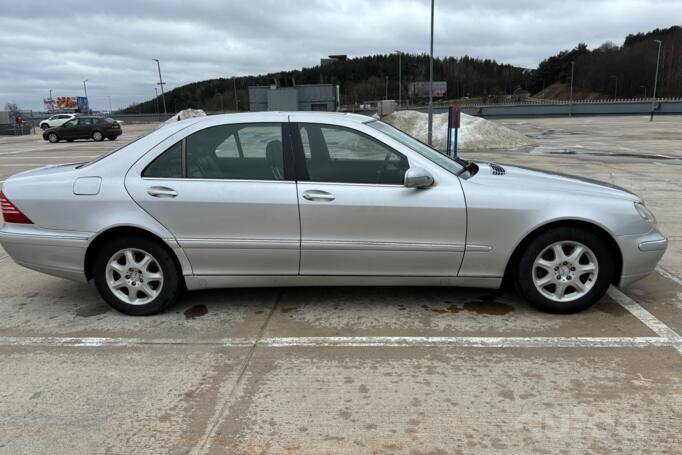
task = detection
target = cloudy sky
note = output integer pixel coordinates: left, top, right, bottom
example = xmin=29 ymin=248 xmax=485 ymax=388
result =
xmin=2 ymin=0 xmax=679 ymax=111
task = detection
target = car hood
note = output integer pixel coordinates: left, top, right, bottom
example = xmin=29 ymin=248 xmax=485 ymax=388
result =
xmin=471 ymin=162 xmax=640 ymax=202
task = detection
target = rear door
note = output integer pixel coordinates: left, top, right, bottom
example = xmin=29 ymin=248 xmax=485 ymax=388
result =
xmin=125 ymin=118 xmax=301 ymax=276
xmin=75 ymin=118 xmax=94 ymax=139
xmin=290 ymin=118 xmax=467 ymax=276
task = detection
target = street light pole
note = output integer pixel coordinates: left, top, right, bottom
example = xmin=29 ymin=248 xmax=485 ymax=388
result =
xmin=82 ymin=79 xmax=89 ymax=113
xmin=427 ymin=0 xmax=434 ymax=146
xmin=650 ymin=39 xmax=662 ymax=121
xmin=154 ymin=87 xmax=159 ymax=120
xmin=233 ymin=78 xmax=239 ymax=111
xmin=153 ymin=59 xmax=168 ymax=115
xmin=394 ymin=50 xmax=402 ymax=107
xmin=569 ymin=61 xmax=574 ymax=117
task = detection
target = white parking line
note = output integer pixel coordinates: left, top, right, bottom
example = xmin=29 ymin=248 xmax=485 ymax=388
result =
xmin=608 ymin=286 xmax=682 ymax=355
xmin=0 ymin=156 xmax=99 ymax=159
xmin=0 ymin=335 xmax=679 ymax=350
xmin=657 ymin=266 xmax=682 ymax=287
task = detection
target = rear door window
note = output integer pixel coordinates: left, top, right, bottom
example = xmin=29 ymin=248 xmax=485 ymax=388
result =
xmin=186 ymin=123 xmax=285 ymax=180
xmin=143 ymin=141 xmax=182 ymax=178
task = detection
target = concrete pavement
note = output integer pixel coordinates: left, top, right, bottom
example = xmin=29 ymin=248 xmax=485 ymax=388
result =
xmin=0 ymin=116 xmax=680 ymax=454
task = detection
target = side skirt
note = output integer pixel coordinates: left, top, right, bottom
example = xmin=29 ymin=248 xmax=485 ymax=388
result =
xmin=184 ymin=275 xmax=502 ymax=291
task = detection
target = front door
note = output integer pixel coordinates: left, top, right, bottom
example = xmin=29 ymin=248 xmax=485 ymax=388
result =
xmin=125 ymin=120 xmax=300 ymax=276
xmin=59 ymin=118 xmax=79 ymax=139
xmin=291 ymin=120 xmax=467 ymax=276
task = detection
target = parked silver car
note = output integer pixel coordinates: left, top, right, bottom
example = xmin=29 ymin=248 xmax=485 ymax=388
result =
xmin=0 ymin=112 xmax=667 ymax=315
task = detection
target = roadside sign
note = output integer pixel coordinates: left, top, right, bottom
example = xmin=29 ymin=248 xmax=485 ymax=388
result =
xmin=446 ymin=104 xmax=461 ymax=158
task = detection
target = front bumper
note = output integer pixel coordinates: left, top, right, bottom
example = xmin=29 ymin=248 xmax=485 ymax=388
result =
xmin=616 ymin=227 xmax=668 ymax=287
xmin=0 ymin=224 xmax=90 ymax=282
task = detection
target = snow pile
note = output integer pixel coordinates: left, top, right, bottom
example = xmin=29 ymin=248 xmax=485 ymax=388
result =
xmin=383 ymin=110 xmax=535 ymax=152
xmin=161 ymin=108 xmax=207 ymax=127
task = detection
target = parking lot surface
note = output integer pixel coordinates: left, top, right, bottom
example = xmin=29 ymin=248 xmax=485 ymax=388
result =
xmin=0 ymin=117 xmax=681 ymax=454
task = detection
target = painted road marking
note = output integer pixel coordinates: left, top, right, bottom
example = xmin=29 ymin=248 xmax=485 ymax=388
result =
xmin=0 ymin=156 xmax=101 ymax=159
xmin=657 ymin=266 xmax=682 ymax=287
xmin=608 ymin=286 xmax=682 ymax=355
xmin=0 ymin=335 xmax=679 ymax=349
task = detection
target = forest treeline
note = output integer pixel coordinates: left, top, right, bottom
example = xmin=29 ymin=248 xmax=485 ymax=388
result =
xmin=122 ymin=25 xmax=681 ymax=113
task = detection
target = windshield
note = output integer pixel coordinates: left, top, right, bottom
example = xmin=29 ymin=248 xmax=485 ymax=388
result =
xmin=368 ymin=120 xmax=464 ymax=175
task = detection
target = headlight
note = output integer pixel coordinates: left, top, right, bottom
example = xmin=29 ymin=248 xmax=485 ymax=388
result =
xmin=634 ymin=201 xmax=656 ymax=223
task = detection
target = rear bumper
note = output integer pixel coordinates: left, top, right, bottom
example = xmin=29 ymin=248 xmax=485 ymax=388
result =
xmin=104 ymin=128 xmax=122 ymax=137
xmin=0 ymin=224 xmax=90 ymax=282
xmin=616 ymin=227 xmax=668 ymax=287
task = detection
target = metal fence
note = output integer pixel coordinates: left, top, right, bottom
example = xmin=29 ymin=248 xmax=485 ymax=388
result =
xmin=376 ymin=98 xmax=682 ymax=118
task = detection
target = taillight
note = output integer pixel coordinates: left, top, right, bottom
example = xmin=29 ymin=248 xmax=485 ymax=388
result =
xmin=102 ymin=123 xmax=112 ymax=128
xmin=0 ymin=192 xmax=33 ymax=224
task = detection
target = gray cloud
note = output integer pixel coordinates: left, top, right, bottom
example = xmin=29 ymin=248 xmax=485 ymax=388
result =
xmin=2 ymin=0 xmax=679 ymax=110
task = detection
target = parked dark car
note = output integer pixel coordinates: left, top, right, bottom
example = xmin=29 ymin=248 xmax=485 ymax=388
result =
xmin=42 ymin=116 xmax=122 ymax=143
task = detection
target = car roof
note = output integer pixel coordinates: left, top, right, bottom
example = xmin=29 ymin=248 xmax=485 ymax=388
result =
xmin=171 ymin=111 xmax=374 ymax=128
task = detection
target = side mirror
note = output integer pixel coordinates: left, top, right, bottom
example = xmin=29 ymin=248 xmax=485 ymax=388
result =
xmin=404 ymin=167 xmax=434 ymax=189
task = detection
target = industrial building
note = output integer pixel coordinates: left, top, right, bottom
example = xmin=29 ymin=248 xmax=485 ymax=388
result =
xmin=248 ymin=78 xmax=339 ymax=112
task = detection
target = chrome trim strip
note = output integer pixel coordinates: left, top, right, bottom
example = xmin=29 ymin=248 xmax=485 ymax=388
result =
xmin=0 ymin=231 xmax=89 ymax=247
xmin=178 ymin=238 xmax=300 ymax=250
xmin=465 ymin=244 xmax=493 ymax=252
xmin=301 ymin=240 xmax=465 ymax=252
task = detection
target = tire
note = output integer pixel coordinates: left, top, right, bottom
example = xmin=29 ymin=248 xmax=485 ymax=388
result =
xmin=47 ymin=132 xmax=59 ymax=143
xmin=92 ymin=131 xmax=104 ymax=142
xmin=93 ymin=236 xmax=181 ymax=315
xmin=107 ymin=136 xmax=117 ymax=140
xmin=514 ymin=227 xmax=614 ymax=313
xmin=40 ymin=124 xmax=49 ymax=130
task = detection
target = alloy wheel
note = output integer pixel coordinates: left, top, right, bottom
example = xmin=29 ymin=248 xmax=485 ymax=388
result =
xmin=532 ymin=241 xmax=599 ymax=302
xmin=105 ymin=248 xmax=164 ymax=305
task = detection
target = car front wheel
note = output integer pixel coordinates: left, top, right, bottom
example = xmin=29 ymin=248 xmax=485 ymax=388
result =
xmin=92 ymin=131 xmax=104 ymax=142
xmin=515 ymin=227 xmax=614 ymax=313
xmin=47 ymin=132 xmax=59 ymax=143
xmin=93 ymin=237 xmax=181 ymax=315
xmin=40 ymin=124 xmax=49 ymax=130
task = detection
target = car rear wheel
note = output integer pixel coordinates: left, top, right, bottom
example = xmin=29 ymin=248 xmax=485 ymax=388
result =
xmin=92 ymin=131 xmax=104 ymax=142
xmin=514 ymin=227 xmax=614 ymax=313
xmin=47 ymin=132 xmax=59 ymax=143
xmin=93 ymin=236 xmax=181 ymax=315
xmin=107 ymin=136 xmax=117 ymax=140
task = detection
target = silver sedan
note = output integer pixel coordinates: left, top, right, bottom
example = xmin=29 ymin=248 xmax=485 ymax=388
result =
xmin=0 ymin=112 xmax=667 ymax=315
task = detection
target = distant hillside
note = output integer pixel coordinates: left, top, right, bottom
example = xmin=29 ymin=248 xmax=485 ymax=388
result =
xmin=122 ymin=25 xmax=681 ymax=113
xmin=529 ymin=25 xmax=681 ymax=99
xmin=121 ymin=54 xmax=529 ymax=114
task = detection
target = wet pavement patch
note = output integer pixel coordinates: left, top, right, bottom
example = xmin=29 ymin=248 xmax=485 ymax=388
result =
xmin=184 ymin=304 xmax=208 ymax=320
xmin=530 ymin=146 xmax=679 ymax=162
xmin=75 ymin=302 xmax=110 ymax=318
xmin=422 ymin=294 xmax=514 ymax=316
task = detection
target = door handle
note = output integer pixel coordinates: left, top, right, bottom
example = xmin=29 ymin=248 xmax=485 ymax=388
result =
xmin=302 ymin=190 xmax=335 ymax=201
xmin=147 ymin=186 xmax=178 ymax=198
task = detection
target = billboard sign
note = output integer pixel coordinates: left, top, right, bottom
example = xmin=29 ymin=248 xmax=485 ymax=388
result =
xmin=43 ymin=96 xmax=89 ymax=112
xmin=409 ymin=81 xmax=447 ymax=98
xmin=55 ymin=96 xmax=78 ymax=110
xmin=43 ymin=98 xmax=56 ymax=111
xmin=77 ymin=96 xmax=89 ymax=112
